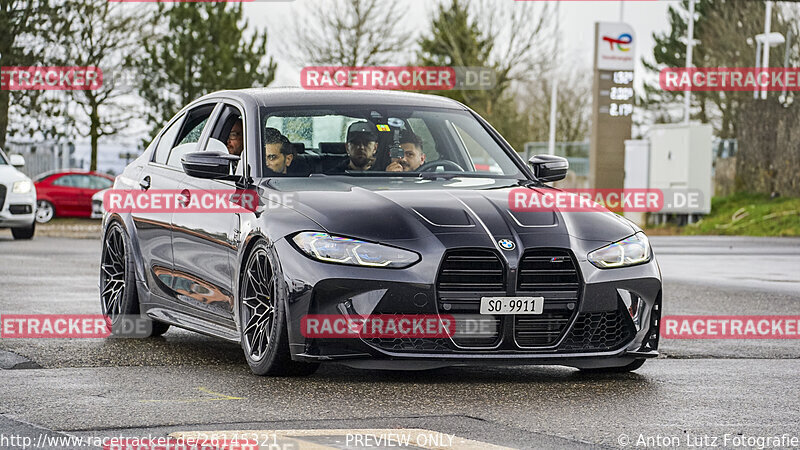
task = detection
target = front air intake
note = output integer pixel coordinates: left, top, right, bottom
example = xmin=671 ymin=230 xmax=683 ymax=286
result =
xmin=514 ymin=249 xmax=581 ymax=347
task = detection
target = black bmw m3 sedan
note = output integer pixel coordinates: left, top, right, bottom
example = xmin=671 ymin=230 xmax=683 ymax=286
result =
xmin=100 ymin=88 xmax=662 ymax=376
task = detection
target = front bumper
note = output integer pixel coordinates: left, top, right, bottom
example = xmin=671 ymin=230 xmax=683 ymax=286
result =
xmin=0 ymin=188 xmax=36 ymax=228
xmin=276 ymin=238 xmax=662 ymax=368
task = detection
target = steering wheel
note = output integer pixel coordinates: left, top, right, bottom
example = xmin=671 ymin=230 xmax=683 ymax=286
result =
xmin=416 ymin=159 xmax=466 ymax=173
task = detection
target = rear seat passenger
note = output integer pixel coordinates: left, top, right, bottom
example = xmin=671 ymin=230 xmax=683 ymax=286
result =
xmin=285 ymin=142 xmax=348 ymax=176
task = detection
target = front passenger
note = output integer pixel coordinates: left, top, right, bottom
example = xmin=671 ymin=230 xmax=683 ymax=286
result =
xmin=263 ymin=128 xmax=295 ymax=176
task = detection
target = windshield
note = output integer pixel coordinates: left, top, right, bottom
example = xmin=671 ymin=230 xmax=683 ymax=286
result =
xmin=0 ymin=148 xmax=8 ymax=165
xmin=259 ymin=105 xmax=524 ymax=180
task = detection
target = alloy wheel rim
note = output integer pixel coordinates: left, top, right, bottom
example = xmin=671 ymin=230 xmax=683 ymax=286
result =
xmin=100 ymin=226 xmax=126 ymax=319
xmin=36 ymin=201 xmax=53 ymax=223
xmin=241 ymin=248 xmax=276 ymax=362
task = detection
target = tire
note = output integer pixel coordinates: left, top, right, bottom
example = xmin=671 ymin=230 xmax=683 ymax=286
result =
xmin=578 ymin=359 xmax=646 ymax=373
xmin=35 ymin=200 xmax=55 ymax=223
xmin=11 ymin=222 xmax=35 ymax=240
xmin=239 ymin=241 xmax=319 ymax=376
xmin=100 ymin=221 xmax=170 ymax=338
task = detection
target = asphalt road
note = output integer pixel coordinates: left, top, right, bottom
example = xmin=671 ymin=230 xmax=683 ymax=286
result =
xmin=1 ymin=233 xmax=799 ymax=449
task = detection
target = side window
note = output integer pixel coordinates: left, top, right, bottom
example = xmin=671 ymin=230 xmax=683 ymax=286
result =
xmin=452 ymin=123 xmax=501 ymax=173
xmin=208 ymin=104 xmax=245 ymax=176
xmin=167 ymin=104 xmax=216 ymax=168
xmin=88 ymin=176 xmax=113 ymax=189
xmin=407 ymin=118 xmax=439 ymax=160
xmin=178 ymin=118 xmax=208 ymax=146
xmin=52 ymin=175 xmax=79 ymax=187
xmin=153 ymin=115 xmax=184 ymax=165
xmin=72 ymin=175 xmax=92 ymax=188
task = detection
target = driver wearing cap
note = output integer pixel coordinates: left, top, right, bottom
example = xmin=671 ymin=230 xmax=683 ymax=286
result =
xmin=331 ymin=121 xmax=380 ymax=172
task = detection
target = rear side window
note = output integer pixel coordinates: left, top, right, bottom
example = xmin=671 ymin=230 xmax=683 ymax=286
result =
xmin=153 ymin=115 xmax=184 ymax=165
xmin=178 ymin=118 xmax=208 ymax=146
xmin=52 ymin=175 xmax=80 ymax=187
xmin=88 ymin=175 xmax=113 ymax=189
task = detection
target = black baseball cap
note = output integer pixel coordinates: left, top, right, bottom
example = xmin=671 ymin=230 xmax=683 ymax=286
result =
xmin=347 ymin=121 xmax=379 ymax=142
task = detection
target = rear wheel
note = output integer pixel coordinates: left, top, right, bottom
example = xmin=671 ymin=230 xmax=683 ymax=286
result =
xmin=239 ymin=241 xmax=318 ymax=376
xmin=35 ymin=200 xmax=55 ymax=223
xmin=11 ymin=222 xmax=35 ymax=240
xmin=100 ymin=222 xmax=170 ymax=337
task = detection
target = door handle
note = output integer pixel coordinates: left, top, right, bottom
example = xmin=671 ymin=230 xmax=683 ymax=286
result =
xmin=139 ymin=176 xmax=151 ymax=190
xmin=178 ymin=189 xmax=191 ymax=207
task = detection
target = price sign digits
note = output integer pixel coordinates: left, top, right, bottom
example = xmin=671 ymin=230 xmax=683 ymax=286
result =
xmin=613 ymin=71 xmax=634 ymax=84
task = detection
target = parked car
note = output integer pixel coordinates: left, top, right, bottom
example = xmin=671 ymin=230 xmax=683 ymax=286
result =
xmin=101 ymin=89 xmax=661 ymax=376
xmin=34 ymin=170 xmax=114 ymax=223
xmin=0 ymin=148 xmax=37 ymax=239
xmin=91 ymin=188 xmax=109 ymax=219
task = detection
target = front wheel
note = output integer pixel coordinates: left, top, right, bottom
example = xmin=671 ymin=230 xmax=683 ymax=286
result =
xmin=239 ymin=241 xmax=318 ymax=376
xmin=11 ymin=222 xmax=35 ymax=240
xmin=35 ymin=200 xmax=55 ymax=223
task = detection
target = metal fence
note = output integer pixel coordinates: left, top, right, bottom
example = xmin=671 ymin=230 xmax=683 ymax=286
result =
xmin=3 ymin=140 xmax=79 ymax=179
xmin=713 ymin=138 xmax=737 ymax=159
xmin=522 ymin=141 xmax=590 ymax=177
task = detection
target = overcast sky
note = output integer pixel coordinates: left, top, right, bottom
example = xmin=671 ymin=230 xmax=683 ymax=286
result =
xmin=75 ymin=0 xmax=679 ymax=154
xmin=244 ymin=0 xmax=675 ymax=89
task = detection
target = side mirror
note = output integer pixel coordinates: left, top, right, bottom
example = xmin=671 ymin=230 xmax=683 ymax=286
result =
xmin=181 ymin=151 xmax=239 ymax=179
xmin=528 ymin=154 xmax=568 ymax=182
xmin=9 ymin=154 xmax=25 ymax=168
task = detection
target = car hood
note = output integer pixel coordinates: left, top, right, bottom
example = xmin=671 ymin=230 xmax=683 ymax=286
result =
xmin=0 ymin=165 xmax=32 ymax=185
xmin=264 ymin=177 xmax=636 ymax=246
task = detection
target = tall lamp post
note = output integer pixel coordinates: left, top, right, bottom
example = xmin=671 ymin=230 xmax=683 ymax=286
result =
xmin=683 ymin=0 xmax=696 ymax=124
xmin=547 ymin=2 xmax=561 ymax=156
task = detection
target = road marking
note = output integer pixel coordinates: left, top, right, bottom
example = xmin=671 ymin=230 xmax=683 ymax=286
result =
xmin=170 ymin=429 xmax=513 ymax=449
xmin=140 ymin=386 xmax=245 ymax=403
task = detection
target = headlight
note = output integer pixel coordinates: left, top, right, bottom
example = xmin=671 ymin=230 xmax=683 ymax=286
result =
xmin=588 ymin=232 xmax=651 ymax=269
xmin=292 ymin=232 xmax=420 ymax=268
xmin=12 ymin=180 xmax=32 ymax=194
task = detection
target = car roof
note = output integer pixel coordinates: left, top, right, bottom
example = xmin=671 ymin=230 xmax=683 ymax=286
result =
xmin=194 ymin=87 xmax=470 ymax=111
xmin=35 ymin=169 xmax=113 ymax=181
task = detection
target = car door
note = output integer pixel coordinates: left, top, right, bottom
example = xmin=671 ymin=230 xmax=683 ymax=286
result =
xmin=132 ymin=102 xmax=218 ymax=302
xmin=170 ymin=102 xmax=246 ymax=321
xmin=49 ymin=174 xmax=84 ymax=216
xmin=72 ymin=174 xmax=100 ymax=217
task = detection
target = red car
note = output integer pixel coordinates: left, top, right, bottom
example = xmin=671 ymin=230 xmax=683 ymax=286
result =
xmin=34 ymin=170 xmax=115 ymax=223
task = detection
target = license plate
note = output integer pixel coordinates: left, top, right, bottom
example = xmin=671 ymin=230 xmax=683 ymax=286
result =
xmin=480 ymin=297 xmax=544 ymax=315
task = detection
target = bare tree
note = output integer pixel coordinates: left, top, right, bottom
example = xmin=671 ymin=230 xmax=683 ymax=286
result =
xmin=54 ymin=0 xmax=151 ymax=171
xmin=474 ymin=0 xmax=552 ymax=89
xmin=521 ymin=67 xmax=592 ymax=143
xmin=417 ymin=0 xmax=553 ymax=149
xmin=0 ymin=0 xmax=65 ymax=147
xmin=290 ymin=0 xmax=413 ymax=67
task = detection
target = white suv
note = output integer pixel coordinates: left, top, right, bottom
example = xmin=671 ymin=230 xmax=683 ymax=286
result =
xmin=0 ymin=148 xmax=37 ymax=239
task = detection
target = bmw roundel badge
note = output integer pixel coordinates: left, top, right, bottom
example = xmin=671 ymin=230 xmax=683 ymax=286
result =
xmin=498 ymin=239 xmax=515 ymax=251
